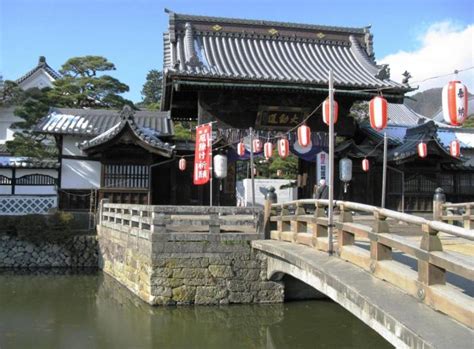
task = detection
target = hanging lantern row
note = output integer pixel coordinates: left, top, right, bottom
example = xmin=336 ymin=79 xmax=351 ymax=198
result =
xmin=362 ymin=158 xmax=370 ymax=172
xmin=418 ymin=142 xmax=427 ymax=158
xmin=450 ymin=140 xmax=460 ymax=158
xmin=178 ymin=157 xmax=186 ymax=171
xmin=297 ymin=124 xmax=311 ymax=147
xmin=442 ymin=81 xmax=468 ymax=126
xmin=369 ymin=96 xmax=388 ymax=131
xmin=278 ymin=138 xmax=289 ymax=159
xmin=322 ymin=98 xmax=339 ymax=125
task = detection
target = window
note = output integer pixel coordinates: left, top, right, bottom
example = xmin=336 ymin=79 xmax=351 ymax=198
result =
xmin=103 ymin=164 xmax=149 ymax=189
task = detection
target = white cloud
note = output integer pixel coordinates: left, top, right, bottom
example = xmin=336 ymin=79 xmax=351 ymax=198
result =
xmin=380 ymin=21 xmax=474 ymax=93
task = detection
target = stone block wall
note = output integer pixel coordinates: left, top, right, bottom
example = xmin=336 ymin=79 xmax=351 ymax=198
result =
xmin=0 ymin=234 xmax=98 ymax=267
xmin=98 ymin=225 xmax=284 ymax=305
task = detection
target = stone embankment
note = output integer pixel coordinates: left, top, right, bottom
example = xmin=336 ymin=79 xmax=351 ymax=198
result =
xmin=99 ymin=224 xmax=284 ymax=305
xmin=0 ymin=234 xmax=98 ymax=267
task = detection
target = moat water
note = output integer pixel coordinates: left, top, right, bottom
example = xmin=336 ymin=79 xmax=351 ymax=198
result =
xmin=0 ymin=270 xmax=392 ymax=349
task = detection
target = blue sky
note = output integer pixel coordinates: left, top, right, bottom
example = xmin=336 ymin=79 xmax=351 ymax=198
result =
xmin=1 ymin=0 xmax=473 ymax=102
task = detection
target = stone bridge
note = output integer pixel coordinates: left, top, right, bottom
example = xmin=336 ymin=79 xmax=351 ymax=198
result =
xmin=97 ymin=200 xmax=474 ymax=349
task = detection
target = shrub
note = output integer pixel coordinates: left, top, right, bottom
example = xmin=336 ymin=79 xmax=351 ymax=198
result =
xmin=0 ymin=212 xmax=75 ymax=244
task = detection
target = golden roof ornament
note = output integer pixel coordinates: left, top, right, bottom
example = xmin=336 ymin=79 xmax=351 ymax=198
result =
xmin=268 ymin=28 xmax=279 ymax=36
xmin=212 ymin=24 xmax=223 ymax=32
xmin=316 ymin=32 xmax=325 ymax=39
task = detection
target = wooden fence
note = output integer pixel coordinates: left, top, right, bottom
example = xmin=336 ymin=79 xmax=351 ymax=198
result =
xmin=265 ymin=198 xmax=474 ymax=329
xmin=439 ymin=202 xmax=474 ymax=229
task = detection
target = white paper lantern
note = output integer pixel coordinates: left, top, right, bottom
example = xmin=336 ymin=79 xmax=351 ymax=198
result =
xmin=339 ymin=157 xmax=353 ymax=182
xmin=213 ymin=154 xmax=228 ymax=179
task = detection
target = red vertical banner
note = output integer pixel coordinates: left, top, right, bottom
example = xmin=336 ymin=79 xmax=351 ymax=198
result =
xmin=193 ymin=123 xmax=212 ymax=185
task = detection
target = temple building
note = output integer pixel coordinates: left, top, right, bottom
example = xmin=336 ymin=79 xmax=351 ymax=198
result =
xmin=32 ymin=11 xmax=474 ymax=212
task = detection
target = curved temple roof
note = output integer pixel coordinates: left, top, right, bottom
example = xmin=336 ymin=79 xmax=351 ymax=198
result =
xmin=35 ymin=107 xmax=173 ymax=137
xmin=78 ymin=106 xmax=174 ymax=157
xmin=163 ymin=12 xmax=409 ymax=93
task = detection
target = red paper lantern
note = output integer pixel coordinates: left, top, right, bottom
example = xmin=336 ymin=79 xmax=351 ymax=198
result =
xmin=264 ymin=141 xmax=273 ymax=160
xmin=178 ymin=157 xmax=186 ymax=171
xmin=322 ymin=98 xmax=339 ymax=125
xmin=450 ymin=140 xmax=460 ymax=157
xmin=237 ymin=141 xmax=245 ymax=157
xmin=442 ymin=81 xmax=468 ymax=126
xmin=418 ymin=142 xmax=427 ymax=158
xmin=369 ymin=96 xmax=388 ymax=131
xmin=362 ymin=158 xmax=370 ymax=172
xmin=278 ymin=138 xmax=289 ymax=159
xmin=297 ymin=124 xmax=311 ymax=147
xmin=253 ymin=138 xmax=262 ymax=153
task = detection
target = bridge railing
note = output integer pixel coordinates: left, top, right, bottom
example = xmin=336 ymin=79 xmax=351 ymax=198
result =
xmin=99 ymin=201 xmax=262 ymax=239
xmin=265 ymin=198 xmax=474 ymax=329
xmin=440 ymin=202 xmax=474 ymax=229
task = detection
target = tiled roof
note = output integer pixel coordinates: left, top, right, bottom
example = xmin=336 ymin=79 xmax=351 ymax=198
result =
xmin=78 ymin=106 xmax=174 ymax=157
xmin=35 ymin=107 xmax=174 ymax=136
xmin=16 ymin=57 xmax=60 ymax=84
xmin=163 ymin=12 xmax=409 ymax=93
xmin=0 ymin=156 xmax=59 ymax=169
xmin=388 ymin=121 xmax=460 ymax=163
xmin=386 ymin=103 xmax=429 ymax=126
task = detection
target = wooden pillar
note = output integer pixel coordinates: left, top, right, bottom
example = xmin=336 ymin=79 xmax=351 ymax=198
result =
xmin=291 ymin=202 xmax=306 ymax=243
xmin=418 ymin=224 xmax=445 ymax=286
xmin=338 ymin=203 xmax=354 ymax=251
xmin=370 ymin=210 xmax=392 ymax=262
xmin=464 ymin=204 xmax=473 ymax=230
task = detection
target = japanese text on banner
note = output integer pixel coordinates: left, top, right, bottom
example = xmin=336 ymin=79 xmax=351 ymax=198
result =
xmin=193 ymin=123 xmax=212 ymax=185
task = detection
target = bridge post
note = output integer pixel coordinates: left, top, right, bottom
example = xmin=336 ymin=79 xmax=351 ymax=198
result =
xmin=418 ymin=224 xmax=445 ymax=286
xmin=337 ymin=203 xmax=354 ymax=251
xmin=277 ymin=204 xmax=290 ymax=240
xmin=370 ymin=211 xmax=392 ymax=262
xmin=290 ymin=202 xmax=306 ymax=243
xmin=312 ymin=201 xmax=328 ymax=251
xmin=263 ymin=199 xmax=274 ymax=239
xmin=432 ymin=187 xmax=445 ymax=221
xmin=464 ymin=204 xmax=473 ymax=230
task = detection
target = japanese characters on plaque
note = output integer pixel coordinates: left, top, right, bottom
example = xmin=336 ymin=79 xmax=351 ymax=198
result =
xmin=256 ymin=106 xmax=307 ymax=130
xmin=193 ymin=123 xmax=212 ymax=185
xmin=316 ymin=151 xmax=328 ymax=183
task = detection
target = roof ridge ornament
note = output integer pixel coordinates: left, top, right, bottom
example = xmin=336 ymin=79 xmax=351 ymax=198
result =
xmin=363 ymin=26 xmax=374 ymax=60
xmin=184 ymin=22 xmax=202 ymax=69
xmin=120 ymin=105 xmax=135 ymax=121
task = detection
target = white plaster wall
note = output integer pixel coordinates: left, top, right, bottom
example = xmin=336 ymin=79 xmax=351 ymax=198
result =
xmin=18 ymin=69 xmax=55 ymax=90
xmin=62 ymin=136 xmax=89 ymax=156
xmin=0 ymin=107 xmax=23 ymax=143
xmin=15 ymin=186 xmax=56 ymax=195
xmin=61 ymin=159 xmax=100 ymax=189
xmin=16 ymin=168 xmax=58 ymax=178
xmin=0 ymin=186 xmax=11 ymax=194
xmin=0 ymin=169 xmax=13 ymax=177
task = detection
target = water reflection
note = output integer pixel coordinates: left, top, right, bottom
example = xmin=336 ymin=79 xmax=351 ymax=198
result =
xmin=0 ymin=270 xmax=391 ymax=349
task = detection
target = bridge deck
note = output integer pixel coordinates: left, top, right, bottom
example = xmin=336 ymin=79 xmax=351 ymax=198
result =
xmin=253 ymin=240 xmax=474 ymax=349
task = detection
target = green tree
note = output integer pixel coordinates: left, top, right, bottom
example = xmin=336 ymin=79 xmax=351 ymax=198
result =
xmin=6 ymin=56 xmax=133 ymax=157
xmin=140 ymin=69 xmax=162 ymax=108
xmin=48 ymin=56 xmax=132 ymax=108
xmin=253 ymin=149 xmax=298 ymax=179
xmin=6 ymin=87 xmax=58 ymax=158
